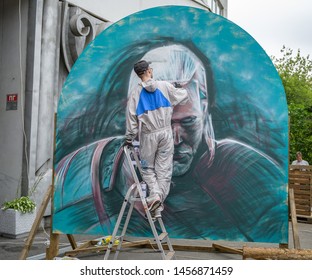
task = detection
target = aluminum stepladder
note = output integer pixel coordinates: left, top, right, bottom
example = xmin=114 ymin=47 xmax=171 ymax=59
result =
xmin=104 ymin=145 xmax=175 ymax=260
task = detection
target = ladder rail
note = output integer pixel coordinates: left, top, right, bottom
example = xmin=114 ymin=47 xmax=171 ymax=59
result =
xmin=104 ymin=145 xmax=175 ymax=260
xmin=104 ymin=183 xmax=137 ymax=260
xmin=157 ymin=218 xmax=175 ymax=253
xmin=113 ymin=186 xmax=141 ymax=260
xmin=124 ymin=146 xmax=149 ymax=211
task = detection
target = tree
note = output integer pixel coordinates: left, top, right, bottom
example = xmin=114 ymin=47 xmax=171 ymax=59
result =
xmin=272 ymin=47 xmax=312 ymax=164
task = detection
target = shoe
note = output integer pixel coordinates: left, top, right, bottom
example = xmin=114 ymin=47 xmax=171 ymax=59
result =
xmin=151 ymin=204 xmax=164 ymax=219
xmin=146 ymin=194 xmax=161 ymax=212
xmin=153 ymin=207 xmax=162 ymax=219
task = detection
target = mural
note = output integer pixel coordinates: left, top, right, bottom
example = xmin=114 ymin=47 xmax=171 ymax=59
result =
xmin=53 ymin=6 xmax=289 ymax=243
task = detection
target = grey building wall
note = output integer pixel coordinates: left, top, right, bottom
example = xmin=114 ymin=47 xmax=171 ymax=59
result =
xmin=0 ymin=0 xmax=28 ymax=203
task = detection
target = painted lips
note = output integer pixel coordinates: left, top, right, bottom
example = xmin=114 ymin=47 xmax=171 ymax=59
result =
xmin=173 ymin=151 xmax=191 ymax=162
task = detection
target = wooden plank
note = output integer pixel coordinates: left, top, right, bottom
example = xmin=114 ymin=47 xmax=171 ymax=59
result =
xmin=64 ymin=240 xmax=151 ymax=256
xmin=290 ymin=182 xmax=311 ymax=186
xmin=294 ymin=198 xmax=311 ymax=204
xmin=294 ymin=197 xmax=311 ymax=202
xmin=289 ymin=184 xmax=311 ymax=190
xmin=289 ymin=174 xmax=312 ymax=177
xmin=294 ymin=195 xmax=311 ymax=200
xmin=295 ymin=202 xmax=311 ymax=208
xmin=292 ymin=193 xmax=310 ymax=198
xmin=289 ymin=180 xmax=312 ymax=184
xmin=290 ymin=184 xmax=311 ymax=188
xmin=212 ymin=243 xmax=243 ymax=255
xmin=19 ymin=185 xmax=53 ymax=260
xmin=297 ymin=210 xmax=311 ymax=216
xmin=46 ymin=113 xmax=59 ymax=260
xmin=294 ymin=197 xmax=311 ymax=201
xmin=66 ymin=240 xmax=94 ymax=256
xmin=289 ymin=177 xmax=311 ymax=181
xmin=289 ymin=165 xmax=312 ymax=172
xmin=294 ymin=199 xmax=311 ymax=204
xmin=296 ymin=209 xmax=310 ymax=214
xmin=294 ymin=201 xmax=311 ymax=205
xmin=289 ymin=175 xmax=312 ymax=179
xmin=289 ymin=188 xmax=301 ymax=249
xmin=297 ymin=214 xmax=312 ymax=219
xmin=289 ymin=184 xmax=310 ymax=188
xmin=148 ymin=243 xmax=215 ymax=252
xmin=293 ymin=190 xmax=311 ymax=196
xmin=289 ymin=167 xmax=312 ymax=217
xmin=46 ymin=233 xmax=60 ymax=260
xmin=67 ymin=234 xmax=78 ymax=249
xmin=289 ymin=172 xmax=312 ymax=176
xmin=243 ymin=247 xmax=312 ymax=260
xmin=289 ymin=186 xmax=310 ymax=190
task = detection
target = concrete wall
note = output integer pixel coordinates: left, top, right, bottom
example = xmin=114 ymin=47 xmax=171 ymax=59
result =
xmin=0 ymin=0 xmax=28 ymax=204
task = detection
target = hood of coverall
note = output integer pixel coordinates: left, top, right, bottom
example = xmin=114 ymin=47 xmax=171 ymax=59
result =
xmin=141 ymin=79 xmax=157 ymax=93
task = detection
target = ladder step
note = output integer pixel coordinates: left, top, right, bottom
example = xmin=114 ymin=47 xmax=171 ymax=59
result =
xmin=165 ymin=251 xmax=175 ymax=260
xmin=157 ymin=232 xmax=168 ymax=242
xmin=130 ymin=197 xmax=144 ymax=202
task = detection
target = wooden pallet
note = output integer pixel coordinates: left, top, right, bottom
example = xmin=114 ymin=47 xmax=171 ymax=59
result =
xmin=289 ymin=165 xmax=312 ymax=217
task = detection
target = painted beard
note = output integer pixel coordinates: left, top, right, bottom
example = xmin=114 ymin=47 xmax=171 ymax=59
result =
xmin=172 ymin=144 xmax=197 ymax=176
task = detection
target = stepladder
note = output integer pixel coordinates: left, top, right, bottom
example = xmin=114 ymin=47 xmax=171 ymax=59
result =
xmin=104 ymin=145 xmax=175 ymax=260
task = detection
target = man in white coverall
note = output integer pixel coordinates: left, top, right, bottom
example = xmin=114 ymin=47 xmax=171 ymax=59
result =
xmin=125 ymin=60 xmax=188 ymax=218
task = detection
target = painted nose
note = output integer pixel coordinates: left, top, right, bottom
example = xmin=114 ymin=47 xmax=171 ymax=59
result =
xmin=172 ymin=123 xmax=183 ymax=145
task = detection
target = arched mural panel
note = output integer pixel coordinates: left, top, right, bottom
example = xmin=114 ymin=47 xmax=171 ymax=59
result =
xmin=53 ymin=6 xmax=288 ymax=243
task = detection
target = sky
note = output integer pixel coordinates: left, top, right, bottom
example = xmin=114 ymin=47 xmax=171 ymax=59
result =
xmin=227 ymin=0 xmax=312 ymax=58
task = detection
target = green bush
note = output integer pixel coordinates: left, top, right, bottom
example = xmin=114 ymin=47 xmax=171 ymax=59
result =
xmin=1 ymin=196 xmax=36 ymax=214
xmin=272 ymin=47 xmax=312 ymax=164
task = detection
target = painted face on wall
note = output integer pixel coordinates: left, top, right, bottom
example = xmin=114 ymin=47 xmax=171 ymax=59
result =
xmin=171 ymin=80 xmax=204 ymax=176
xmin=54 ymin=6 xmax=289 ymax=243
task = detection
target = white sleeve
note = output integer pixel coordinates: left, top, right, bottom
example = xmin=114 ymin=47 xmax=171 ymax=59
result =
xmin=166 ymin=82 xmax=188 ymax=107
xmin=125 ymin=93 xmax=138 ymax=142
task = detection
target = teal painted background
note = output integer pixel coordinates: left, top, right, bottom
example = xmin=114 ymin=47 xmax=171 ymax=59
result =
xmin=53 ymin=6 xmax=289 ymax=243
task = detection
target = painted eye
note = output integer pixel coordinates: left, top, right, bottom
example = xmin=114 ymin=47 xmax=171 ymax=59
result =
xmin=181 ymin=116 xmax=197 ymax=126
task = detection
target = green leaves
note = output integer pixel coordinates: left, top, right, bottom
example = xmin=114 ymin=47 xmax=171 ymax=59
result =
xmin=288 ymin=103 xmax=312 ymax=163
xmin=272 ymin=47 xmax=312 ymax=164
xmin=2 ymin=196 xmax=36 ymax=214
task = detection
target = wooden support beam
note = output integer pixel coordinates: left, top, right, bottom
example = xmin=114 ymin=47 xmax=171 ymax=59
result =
xmin=243 ymin=247 xmax=312 ymax=260
xmin=46 ymin=233 xmax=60 ymax=260
xmin=67 ymin=234 xmax=78 ymax=249
xmin=64 ymin=239 xmax=151 ymax=256
xmin=66 ymin=239 xmax=94 ymax=257
xmin=148 ymin=243 xmax=215 ymax=252
xmin=149 ymin=243 xmax=241 ymax=254
xmin=212 ymin=243 xmax=243 ymax=255
xmin=46 ymin=114 xmax=60 ymax=260
xmin=289 ymin=187 xmax=301 ymax=249
xmin=19 ymin=185 xmax=53 ymax=260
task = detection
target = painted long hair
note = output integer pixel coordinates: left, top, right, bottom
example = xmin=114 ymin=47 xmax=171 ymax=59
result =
xmin=128 ymin=44 xmax=216 ymax=165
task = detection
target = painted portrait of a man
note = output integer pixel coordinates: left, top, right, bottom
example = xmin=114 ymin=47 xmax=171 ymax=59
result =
xmin=53 ymin=6 xmax=289 ymax=243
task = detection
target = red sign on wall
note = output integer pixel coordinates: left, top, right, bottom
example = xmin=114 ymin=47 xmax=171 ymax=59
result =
xmin=6 ymin=93 xmax=18 ymax=110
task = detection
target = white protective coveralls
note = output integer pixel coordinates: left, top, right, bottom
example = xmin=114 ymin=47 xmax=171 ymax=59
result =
xmin=125 ymin=78 xmax=188 ymax=203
